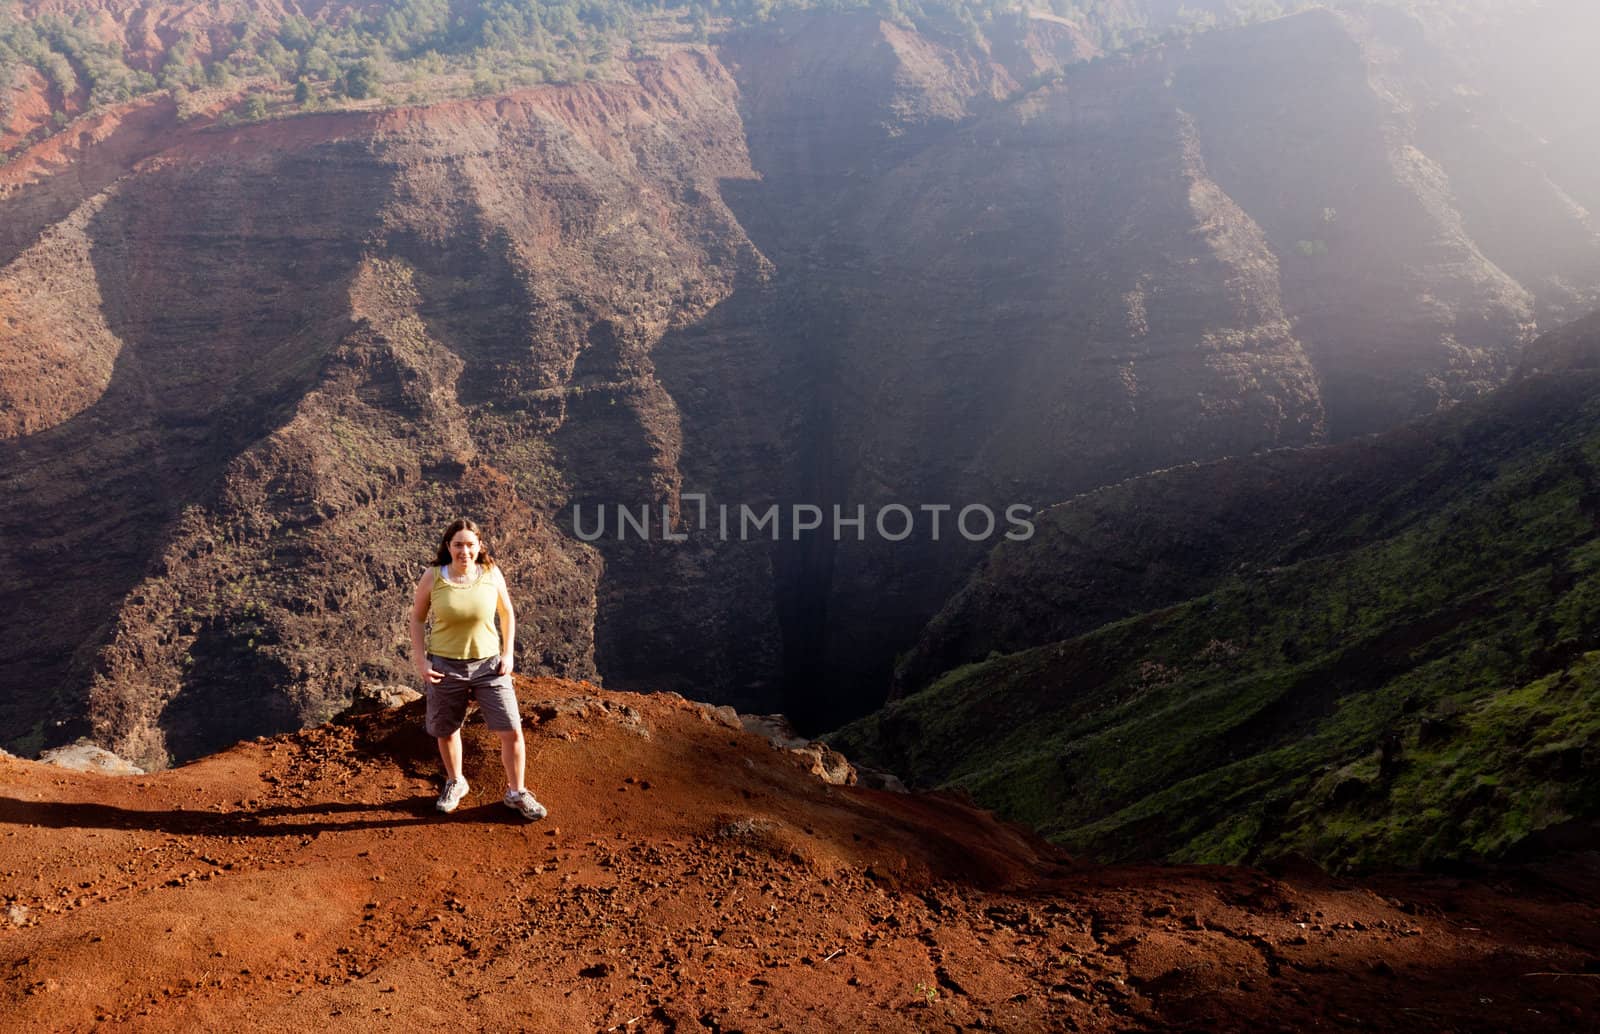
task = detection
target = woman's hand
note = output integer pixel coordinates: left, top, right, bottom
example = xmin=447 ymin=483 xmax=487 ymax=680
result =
xmin=492 ymin=568 xmax=516 ymax=679
xmin=410 ymin=569 xmax=438 ymax=684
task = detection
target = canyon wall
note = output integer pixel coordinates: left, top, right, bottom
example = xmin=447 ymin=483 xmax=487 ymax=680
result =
xmin=1 ymin=7 xmax=1598 ymax=762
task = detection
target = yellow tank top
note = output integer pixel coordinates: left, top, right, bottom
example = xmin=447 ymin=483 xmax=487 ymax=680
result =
xmin=427 ymin=566 xmax=501 ymax=660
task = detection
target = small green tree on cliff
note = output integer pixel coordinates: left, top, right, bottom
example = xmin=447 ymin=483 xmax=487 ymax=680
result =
xmin=343 ymin=58 xmax=379 ymax=100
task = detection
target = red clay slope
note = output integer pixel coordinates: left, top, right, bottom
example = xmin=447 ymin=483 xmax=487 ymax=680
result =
xmin=2 ymin=679 xmax=1598 ymax=1032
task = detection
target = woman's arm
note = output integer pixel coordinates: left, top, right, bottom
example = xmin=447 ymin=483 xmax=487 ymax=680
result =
xmin=410 ymin=568 xmax=442 ymax=684
xmin=493 ymin=566 xmax=516 ymax=676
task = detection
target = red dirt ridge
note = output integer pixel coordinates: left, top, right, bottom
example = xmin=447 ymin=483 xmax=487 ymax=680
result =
xmin=2 ymin=679 xmax=1597 ymax=1031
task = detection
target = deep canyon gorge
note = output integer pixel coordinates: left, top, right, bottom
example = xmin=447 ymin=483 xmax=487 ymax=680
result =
xmin=2 ymin=0 xmax=1599 ymax=775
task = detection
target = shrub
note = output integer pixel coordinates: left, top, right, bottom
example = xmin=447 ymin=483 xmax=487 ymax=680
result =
xmin=343 ymin=58 xmax=380 ymax=99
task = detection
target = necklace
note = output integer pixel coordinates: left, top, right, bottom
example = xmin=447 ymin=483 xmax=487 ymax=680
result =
xmin=445 ymin=562 xmax=477 ymax=585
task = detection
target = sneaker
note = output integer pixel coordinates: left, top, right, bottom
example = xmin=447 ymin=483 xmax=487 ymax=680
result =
xmin=436 ymin=777 xmax=469 ymax=813
xmin=503 ymin=788 xmax=548 ymax=821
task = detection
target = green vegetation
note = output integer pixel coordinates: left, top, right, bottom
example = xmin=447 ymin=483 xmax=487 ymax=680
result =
xmin=0 ymin=0 xmax=1451 ymax=145
xmin=1049 ymin=1 xmax=1310 ymax=51
xmin=832 ymin=376 xmax=1600 ymax=872
xmin=9 ymin=719 xmax=46 ymax=758
xmin=0 ymin=9 xmax=157 ymax=109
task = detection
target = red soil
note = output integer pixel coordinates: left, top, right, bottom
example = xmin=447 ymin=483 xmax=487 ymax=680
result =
xmin=2 ymin=679 xmax=1596 ymax=1032
xmin=0 ymin=95 xmax=180 ymax=191
xmin=1 ymin=68 xmax=56 ymax=153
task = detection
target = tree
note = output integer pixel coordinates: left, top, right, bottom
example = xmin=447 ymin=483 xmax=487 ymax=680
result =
xmin=301 ymin=46 xmax=338 ymax=82
xmin=343 ymin=58 xmax=380 ymax=99
xmin=259 ymin=38 xmax=296 ymax=80
xmin=471 ymin=68 xmax=502 ymax=96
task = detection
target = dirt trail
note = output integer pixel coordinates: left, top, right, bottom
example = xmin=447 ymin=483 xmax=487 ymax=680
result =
xmin=2 ymin=679 xmax=1597 ymax=1031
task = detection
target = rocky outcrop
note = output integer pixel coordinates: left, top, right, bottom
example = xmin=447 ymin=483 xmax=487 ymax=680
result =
xmin=36 ymin=740 xmax=144 ymax=774
xmin=736 ymin=710 xmax=859 ymax=786
xmin=1517 ymin=310 xmax=1600 ymax=376
xmin=342 ymin=680 xmax=422 ymax=716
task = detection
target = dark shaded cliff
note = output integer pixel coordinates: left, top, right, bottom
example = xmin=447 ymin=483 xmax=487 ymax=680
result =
xmin=698 ymin=6 xmax=1595 ymax=727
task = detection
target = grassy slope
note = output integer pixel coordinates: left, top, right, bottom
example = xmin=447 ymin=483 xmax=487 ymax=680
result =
xmin=832 ymin=371 xmax=1600 ymax=872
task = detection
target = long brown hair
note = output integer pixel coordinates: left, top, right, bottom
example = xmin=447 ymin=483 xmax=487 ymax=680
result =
xmin=431 ymin=518 xmax=496 ymax=568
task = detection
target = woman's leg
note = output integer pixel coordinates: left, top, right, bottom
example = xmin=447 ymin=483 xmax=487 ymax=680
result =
xmin=426 ymin=655 xmax=470 ymax=785
xmin=495 ymin=728 xmax=525 ymax=792
xmin=438 ymin=730 xmax=464 ymax=782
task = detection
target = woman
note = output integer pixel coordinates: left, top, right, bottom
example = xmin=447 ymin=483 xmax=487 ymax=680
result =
xmin=409 ymin=517 xmax=548 ymax=820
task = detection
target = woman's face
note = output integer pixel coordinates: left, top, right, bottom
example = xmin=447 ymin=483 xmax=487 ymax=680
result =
xmin=449 ymin=529 xmax=481 ymax=566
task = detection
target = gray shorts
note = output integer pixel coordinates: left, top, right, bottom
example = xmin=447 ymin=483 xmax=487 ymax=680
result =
xmin=424 ymin=654 xmax=521 ymax=737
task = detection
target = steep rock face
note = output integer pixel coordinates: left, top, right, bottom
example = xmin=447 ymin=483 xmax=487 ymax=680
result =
xmin=2 ymin=51 xmax=768 ymax=767
xmin=736 ymin=67 xmax=1322 ymax=727
xmin=2 ymin=116 xmax=391 ymax=763
xmin=735 ymin=14 xmax=986 ymax=173
xmin=1169 ymin=9 xmax=1541 ymax=438
xmin=1411 ymin=92 xmax=1600 ymax=328
xmin=880 ymin=3 xmax=1600 ymax=700
xmin=602 ymin=13 xmax=1112 ymax=716
xmin=0 ymin=97 xmax=185 ymax=272
xmin=1344 ymin=6 xmax=1600 ymax=328
xmin=0 ymin=188 xmax=122 ymax=437
xmin=387 ymin=54 xmax=789 ymax=715
xmin=1433 ymin=0 xmax=1600 ymax=219
xmin=717 ymin=17 xmax=1315 ymax=728
xmin=706 ymin=7 xmax=1586 ymax=727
